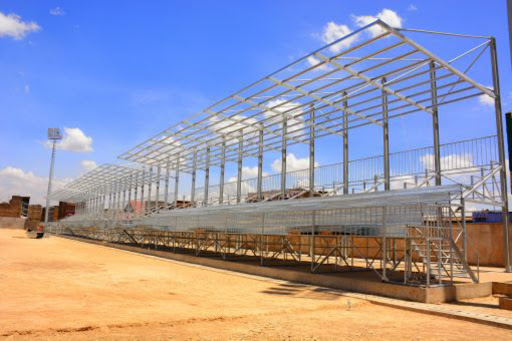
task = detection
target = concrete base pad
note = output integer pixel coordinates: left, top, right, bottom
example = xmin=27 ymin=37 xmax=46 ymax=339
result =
xmin=57 ymin=235 xmax=491 ymax=304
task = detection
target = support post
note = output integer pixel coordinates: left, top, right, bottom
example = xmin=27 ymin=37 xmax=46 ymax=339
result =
xmin=122 ymin=179 xmax=126 ymax=214
xmin=281 ymin=117 xmax=287 ymax=199
xmin=490 ymin=37 xmax=512 ymax=272
xmin=140 ymin=167 xmax=145 ymax=223
xmin=156 ymin=166 xmax=161 ymax=212
xmin=191 ymin=150 xmax=197 ymax=205
xmin=343 ymin=92 xmax=349 ymax=194
xmin=237 ymin=132 xmax=243 ymax=204
xmin=220 ymin=139 xmax=226 ymax=204
xmin=257 ymin=124 xmax=264 ymax=201
xmin=382 ymin=206 xmax=388 ymax=280
xmin=111 ymin=183 xmax=117 ymax=217
xmin=174 ymin=154 xmax=180 ymax=208
xmin=164 ymin=158 xmax=170 ymax=208
xmin=108 ymin=187 xmax=112 ymax=221
xmin=204 ymin=148 xmax=210 ymax=206
xmin=310 ymin=211 xmax=316 ymax=272
xmin=309 ymin=104 xmax=315 ymax=195
xmin=44 ymin=138 xmax=58 ymax=225
xmin=127 ymin=174 xmax=132 ymax=217
xmin=133 ymin=172 xmax=139 ymax=223
xmin=506 ymin=113 xmax=512 ymax=193
xmin=382 ymin=78 xmax=390 ymax=191
xmin=147 ymin=167 xmax=153 ymax=214
xmin=429 ymin=61 xmax=442 ymax=186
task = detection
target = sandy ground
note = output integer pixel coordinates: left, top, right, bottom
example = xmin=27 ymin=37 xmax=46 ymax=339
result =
xmin=1 ymin=228 xmax=512 ymax=340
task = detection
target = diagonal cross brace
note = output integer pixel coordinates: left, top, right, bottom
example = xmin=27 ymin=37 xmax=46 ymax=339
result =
xmin=376 ymin=20 xmax=495 ymax=99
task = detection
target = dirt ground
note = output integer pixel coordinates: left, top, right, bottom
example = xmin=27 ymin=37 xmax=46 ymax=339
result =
xmin=1 ymin=228 xmax=511 ymax=340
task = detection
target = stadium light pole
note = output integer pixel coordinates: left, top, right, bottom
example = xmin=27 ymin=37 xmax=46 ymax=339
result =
xmin=44 ymin=128 xmax=62 ymax=225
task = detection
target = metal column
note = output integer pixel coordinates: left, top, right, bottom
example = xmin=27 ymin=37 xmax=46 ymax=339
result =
xmin=281 ymin=117 xmax=287 ymax=199
xmin=147 ymin=167 xmax=153 ymax=214
xmin=122 ymin=180 xmax=126 ymax=213
xmin=133 ymin=172 xmax=139 ymax=223
xmin=140 ymin=167 xmax=145 ymax=222
xmin=204 ymin=148 xmax=210 ymax=206
xmin=44 ymin=138 xmax=58 ymax=225
xmin=343 ymin=92 xmax=349 ymax=194
xmin=156 ymin=166 xmax=161 ymax=212
xmin=382 ymin=77 xmax=390 ymax=191
xmin=257 ymin=125 xmax=264 ymax=201
xmin=490 ymin=37 xmax=512 ymax=272
xmin=174 ymin=154 xmax=180 ymax=208
xmin=108 ymin=186 xmax=112 ymax=220
xmin=164 ymin=158 xmax=170 ymax=208
xmin=191 ymin=151 xmax=197 ymax=205
xmin=237 ymin=132 xmax=243 ymax=204
xmin=309 ymin=105 xmax=315 ymax=195
xmin=127 ymin=174 xmax=132 ymax=216
xmin=219 ymin=140 xmax=226 ymax=204
xmin=111 ymin=183 xmax=117 ymax=216
xmin=429 ymin=61 xmax=441 ymax=186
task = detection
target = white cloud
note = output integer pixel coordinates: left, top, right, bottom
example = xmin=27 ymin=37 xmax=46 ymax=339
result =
xmin=208 ymin=167 xmax=270 ymax=200
xmin=49 ymin=7 xmax=66 ymax=16
xmin=390 ymin=175 xmax=416 ymax=190
xmin=81 ymin=160 xmax=98 ymax=172
xmin=407 ymin=4 xmax=418 ymax=11
xmin=0 ymin=166 xmax=69 ymax=205
xmin=45 ymin=128 xmax=93 ymax=153
xmin=209 ymin=114 xmax=259 ymax=137
xmin=271 ymin=153 xmax=318 ymax=173
xmin=306 ymin=56 xmax=332 ymax=71
xmin=265 ymin=99 xmax=305 ymax=136
xmin=479 ymin=95 xmax=495 ymax=107
xmin=477 ymin=85 xmax=495 ymax=107
xmin=227 ymin=166 xmax=269 ymax=182
xmin=24 ymin=84 xmax=30 ymax=94
xmin=419 ymin=153 xmax=474 ymax=173
xmin=352 ymin=9 xmax=403 ymax=38
xmin=0 ymin=12 xmax=40 ymax=40
xmin=321 ymin=21 xmax=357 ymax=53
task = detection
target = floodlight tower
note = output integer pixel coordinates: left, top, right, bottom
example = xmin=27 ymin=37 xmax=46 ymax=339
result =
xmin=44 ymin=128 xmax=62 ymax=225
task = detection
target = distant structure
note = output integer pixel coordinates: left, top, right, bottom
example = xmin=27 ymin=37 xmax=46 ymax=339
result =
xmin=44 ymin=128 xmax=62 ymax=225
xmin=0 ymin=195 xmax=75 ymax=229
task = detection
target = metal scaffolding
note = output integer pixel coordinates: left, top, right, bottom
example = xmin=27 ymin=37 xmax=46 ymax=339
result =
xmin=49 ymin=20 xmax=511 ymax=285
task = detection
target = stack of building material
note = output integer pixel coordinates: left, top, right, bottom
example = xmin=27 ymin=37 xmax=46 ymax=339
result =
xmin=493 ymin=282 xmax=512 ymax=310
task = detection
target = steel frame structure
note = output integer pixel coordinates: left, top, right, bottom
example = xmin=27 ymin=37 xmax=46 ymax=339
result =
xmin=50 ymin=20 xmax=511 ymax=285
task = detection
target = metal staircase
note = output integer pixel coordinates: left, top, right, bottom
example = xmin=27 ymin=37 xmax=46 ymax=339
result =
xmin=409 ymin=226 xmax=478 ymax=285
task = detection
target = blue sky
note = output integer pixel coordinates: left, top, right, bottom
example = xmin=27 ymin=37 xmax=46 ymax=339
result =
xmin=0 ymin=1 xmax=511 ymax=203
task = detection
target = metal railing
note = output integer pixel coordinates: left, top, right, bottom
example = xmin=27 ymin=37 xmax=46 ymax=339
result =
xmin=188 ymin=135 xmax=498 ymax=207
